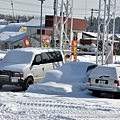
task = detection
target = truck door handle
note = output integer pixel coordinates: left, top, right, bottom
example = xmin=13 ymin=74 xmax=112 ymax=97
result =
xmin=42 ymin=68 xmax=44 ymax=71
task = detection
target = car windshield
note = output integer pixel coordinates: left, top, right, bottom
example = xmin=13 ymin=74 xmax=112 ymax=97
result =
xmin=2 ymin=50 xmax=34 ymax=64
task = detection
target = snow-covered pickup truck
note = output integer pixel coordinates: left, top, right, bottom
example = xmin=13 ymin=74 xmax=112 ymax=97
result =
xmin=0 ymin=47 xmax=65 ymax=90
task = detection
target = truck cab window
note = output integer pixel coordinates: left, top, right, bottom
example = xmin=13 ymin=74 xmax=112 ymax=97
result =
xmin=33 ymin=55 xmax=41 ymax=65
xmin=41 ymin=52 xmax=51 ymax=64
xmin=35 ymin=55 xmax=41 ymax=63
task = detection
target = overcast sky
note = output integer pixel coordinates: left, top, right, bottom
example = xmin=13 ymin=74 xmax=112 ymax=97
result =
xmin=0 ymin=0 xmax=119 ymax=19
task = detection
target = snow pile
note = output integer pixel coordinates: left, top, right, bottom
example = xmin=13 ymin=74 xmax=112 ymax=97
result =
xmin=77 ymin=55 xmax=96 ymax=63
xmin=27 ymin=55 xmax=120 ymax=94
xmin=27 ymin=62 xmax=95 ymax=94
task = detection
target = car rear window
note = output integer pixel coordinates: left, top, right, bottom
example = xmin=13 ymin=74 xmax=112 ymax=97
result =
xmin=90 ymin=66 xmax=117 ymax=78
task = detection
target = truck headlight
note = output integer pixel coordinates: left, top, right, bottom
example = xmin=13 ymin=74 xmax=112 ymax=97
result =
xmin=12 ymin=72 xmax=23 ymax=77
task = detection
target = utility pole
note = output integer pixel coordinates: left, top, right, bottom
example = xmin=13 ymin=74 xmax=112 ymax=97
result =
xmin=38 ymin=0 xmax=45 ymax=47
xmin=60 ymin=0 xmax=64 ymax=49
xmin=65 ymin=0 xmax=69 ymax=47
xmin=90 ymin=8 xmax=98 ymax=31
xmin=91 ymin=8 xmax=94 ymax=27
xmin=53 ymin=0 xmax=58 ymax=48
xmin=96 ymin=0 xmax=116 ymax=65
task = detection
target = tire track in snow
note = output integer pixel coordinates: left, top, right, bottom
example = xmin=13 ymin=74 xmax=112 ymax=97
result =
xmin=0 ymin=99 xmax=120 ymax=119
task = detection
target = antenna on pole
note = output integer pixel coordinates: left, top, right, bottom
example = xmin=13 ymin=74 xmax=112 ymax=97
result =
xmin=96 ymin=0 xmax=116 ymax=65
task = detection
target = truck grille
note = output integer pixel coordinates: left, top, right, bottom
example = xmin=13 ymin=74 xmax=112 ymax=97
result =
xmin=0 ymin=70 xmax=11 ymax=82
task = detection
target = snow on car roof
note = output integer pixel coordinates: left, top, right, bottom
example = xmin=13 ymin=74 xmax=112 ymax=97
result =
xmin=3 ymin=47 xmax=62 ymax=64
xmin=10 ymin=47 xmax=62 ymax=55
xmin=100 ymin=64 xmax=120 ymax=68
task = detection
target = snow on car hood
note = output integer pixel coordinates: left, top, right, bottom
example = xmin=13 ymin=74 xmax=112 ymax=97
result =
xmin=0 ymin=62 xmax=29 ymax=72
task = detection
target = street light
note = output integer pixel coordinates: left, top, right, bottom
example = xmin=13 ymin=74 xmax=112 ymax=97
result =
xmin=38 ymin=0 xmax=45 ymax=47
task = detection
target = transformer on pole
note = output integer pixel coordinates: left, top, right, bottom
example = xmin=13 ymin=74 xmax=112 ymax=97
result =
xmin=96 ymin=0 xmax=116 ymax=65
xmin=53 ymin=0 xmax=73 ymax=49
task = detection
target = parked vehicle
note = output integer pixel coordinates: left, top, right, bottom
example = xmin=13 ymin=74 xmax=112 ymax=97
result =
xmin=0 ymin=47 xmax=65 ymax=90
xmin=87 ymin=64 xmax=120 ymax=96
xmin=86 ymin=64 xmax=98 ymax=76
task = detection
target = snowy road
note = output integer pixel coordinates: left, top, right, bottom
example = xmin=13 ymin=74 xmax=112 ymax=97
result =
xmin=1 ymin=59 xmax=120 ymax=119
xmin=0 ymin=91 xmax=120 ymax=120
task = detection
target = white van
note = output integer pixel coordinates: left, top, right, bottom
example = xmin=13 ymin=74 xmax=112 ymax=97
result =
xmin=0 ymin=47 xmax=65 ymax=90
xmin=87 ymin=64 xmax=120 ymax=96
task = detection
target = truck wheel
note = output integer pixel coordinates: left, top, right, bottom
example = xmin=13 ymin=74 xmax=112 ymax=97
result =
xmin=0 ymin=84 xmax=3 ymax=89
xmin=92 ymin=91 xmax=101 ymax=97
xmin=22 ymin=77 xmax=33 ymax=91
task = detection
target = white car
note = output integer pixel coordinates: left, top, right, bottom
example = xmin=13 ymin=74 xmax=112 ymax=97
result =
xmin=87 ymin=64 xmax=120 ymax=96
xmin=0 ymin=47 xmax=65 ymax=90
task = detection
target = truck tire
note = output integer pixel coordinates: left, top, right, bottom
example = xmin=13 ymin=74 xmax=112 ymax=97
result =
xmin=92 ymin=91 xmax=101 ymax=97
xmin=22 ymin=77 xmax=33 ymax=91
xmin=0 ymin=84 xmax=3 ymax=89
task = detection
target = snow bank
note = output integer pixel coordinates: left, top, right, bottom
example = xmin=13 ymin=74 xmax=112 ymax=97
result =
xmin=27 ymin=82 xmax=72 ymax=94
xmin=27 ymin=62 xmax=95 ymax=94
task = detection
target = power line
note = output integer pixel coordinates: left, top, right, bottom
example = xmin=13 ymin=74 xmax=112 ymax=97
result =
xmin=0 ymin=0 xmax=120 ymax=18
xmin=0 ymin=7 xmax=53 ymax=14
xmin=0 ymin=0 xmax=53 ymax=15
xmin=0 ymin=0 xmax=52 ymax=9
